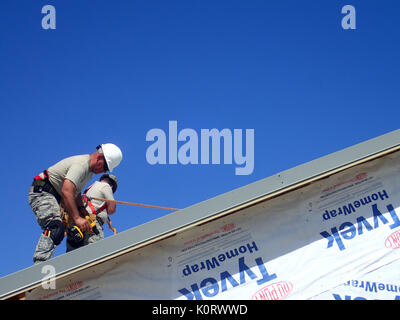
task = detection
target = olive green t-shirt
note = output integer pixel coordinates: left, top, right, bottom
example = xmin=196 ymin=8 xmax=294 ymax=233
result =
xmin=45 ymin=155 xmax=94 ymax=197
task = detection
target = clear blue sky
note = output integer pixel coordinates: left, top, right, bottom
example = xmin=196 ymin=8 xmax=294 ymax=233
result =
xmin=0 ymin=0 xmax=399 ymax=277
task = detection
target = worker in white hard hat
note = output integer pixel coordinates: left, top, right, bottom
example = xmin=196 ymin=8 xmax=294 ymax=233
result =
xmin=29 ymin=143 xmax=123 ymax=264
xmin=66 ymin=174 xmax=119 ymax=252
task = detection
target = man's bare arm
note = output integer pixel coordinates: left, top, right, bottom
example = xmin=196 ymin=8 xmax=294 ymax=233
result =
xmin=62 ymin=179 xmax=91 ymax=232
xmin=106 ymin=201 xmax=116 ymax=215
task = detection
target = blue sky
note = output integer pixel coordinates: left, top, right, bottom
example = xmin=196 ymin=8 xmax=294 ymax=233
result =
xmin=0 ymin=0 xmax=399 ymax=277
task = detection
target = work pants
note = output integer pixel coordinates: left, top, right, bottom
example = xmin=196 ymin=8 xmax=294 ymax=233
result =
xmin=28 ymin=187 xmax=62 ymax=264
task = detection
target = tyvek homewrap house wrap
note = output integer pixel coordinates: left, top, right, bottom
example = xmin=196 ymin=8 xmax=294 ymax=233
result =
xmin=1 ymin=129 xmax=400 ymax=300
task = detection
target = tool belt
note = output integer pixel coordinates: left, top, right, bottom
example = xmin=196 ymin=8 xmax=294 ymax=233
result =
xmin=60 ymin=202 xmax=73 ymax=228
xmin=61 ymin=202 xmax=100 ymax=230
xmin=32 ymin=170 xmax=62 ymax=203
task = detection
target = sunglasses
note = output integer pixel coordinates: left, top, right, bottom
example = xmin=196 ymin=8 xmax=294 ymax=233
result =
xmin=97 ymin=145 xmax=109 ymax=172
xmin=103 ymin=157 xmax=109 ymax=172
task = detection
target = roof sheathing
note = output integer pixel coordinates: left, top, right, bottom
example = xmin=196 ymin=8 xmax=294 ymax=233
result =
xmin=1 ymin=129 xmax=400 ymax=299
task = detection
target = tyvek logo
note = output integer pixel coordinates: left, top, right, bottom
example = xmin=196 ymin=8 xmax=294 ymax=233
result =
xmin=251 ymin=281 xmax=293 ymax=300
xmin=320 ymin=203 xmax=400 ymax=251
xmin=385 ymin=230 xmax=400 ymax=249
xmin=221 ymin=223 xmax=235 ymax=232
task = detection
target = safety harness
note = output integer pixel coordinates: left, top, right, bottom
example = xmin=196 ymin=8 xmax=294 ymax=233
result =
xmin=32 ymin=170 xmax=61 ymax=203
xmin=81 ymin=185 xmax=107 ymax=216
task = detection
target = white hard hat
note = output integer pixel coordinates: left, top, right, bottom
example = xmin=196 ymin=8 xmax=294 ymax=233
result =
xmin=100 ymin=143 xmax=122 ymax=172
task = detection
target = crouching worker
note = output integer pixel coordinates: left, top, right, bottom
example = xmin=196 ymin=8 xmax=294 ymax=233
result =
xmin=66 ymin=174 xmax=118 ymax=252
xmin=28 ymin=144 xmax=123 ymax=264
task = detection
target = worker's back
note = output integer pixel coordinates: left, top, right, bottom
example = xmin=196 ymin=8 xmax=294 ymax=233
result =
xmin=84 ymin=181 xmax=114 ymax=225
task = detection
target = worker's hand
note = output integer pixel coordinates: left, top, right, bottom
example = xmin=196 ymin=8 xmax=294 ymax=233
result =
xmin=75 ymin=216 xmax=92 ymax=233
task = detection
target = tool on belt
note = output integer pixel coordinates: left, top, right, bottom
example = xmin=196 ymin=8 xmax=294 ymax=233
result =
xmin=66 ymin=187 xmax=104 ymax=244
xmin=67 ymin=215 xmax=99 ymax=243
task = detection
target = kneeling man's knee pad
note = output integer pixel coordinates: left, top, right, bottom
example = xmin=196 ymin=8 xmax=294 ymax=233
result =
xmin=44 ymin=220 xmax=65 ymax=246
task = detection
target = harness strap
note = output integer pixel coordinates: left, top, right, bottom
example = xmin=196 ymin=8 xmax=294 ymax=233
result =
xmin=32 ymin=170 xmax=61 ymax=203
xmin=82 ymin=186 xmax=107 ymax=216
xmin=34 ymin=170 xmax=49 ymax=181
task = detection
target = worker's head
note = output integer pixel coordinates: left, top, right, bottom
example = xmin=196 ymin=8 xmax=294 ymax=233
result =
xmin=100 ymin=174 xmax=118 ymax=193
xmin=90 ymin=144 xmax=123 ymax=174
